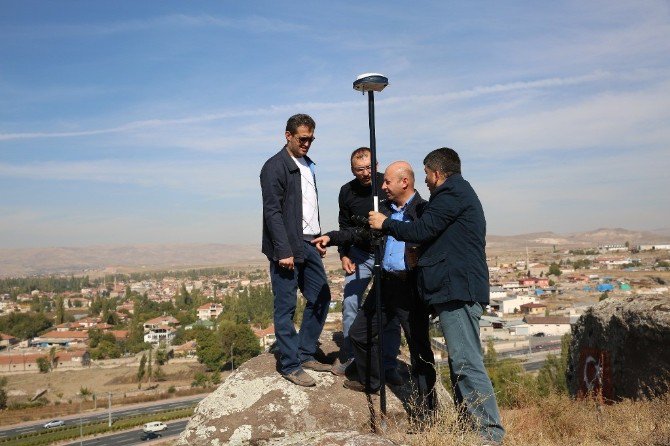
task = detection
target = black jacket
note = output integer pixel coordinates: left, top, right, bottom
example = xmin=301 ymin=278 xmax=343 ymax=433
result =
xmin=383 ymin=174 xmax=489 ymax=305
xmin=336 ymin=173 xmax=385 ymax=256
xmin=327 ymin=191 xmax=426 ymax=266
xmin=260 ymin=147 xmax=320 ymax=263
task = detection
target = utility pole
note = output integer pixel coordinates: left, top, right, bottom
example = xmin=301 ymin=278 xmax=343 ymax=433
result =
xmin=108 ymin=392 xmax=112 ymax=427
xmin=79 ymin=397 xmax=83 ymax=446
xmin=231 ymin=343 xmax=234 ymax=371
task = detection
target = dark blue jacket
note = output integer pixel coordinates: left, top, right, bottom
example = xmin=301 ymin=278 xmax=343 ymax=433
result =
xmin=382 ymin=174 xmax=489 ymax=305
xmin=260 ymin=147 xmax=319 ymax=263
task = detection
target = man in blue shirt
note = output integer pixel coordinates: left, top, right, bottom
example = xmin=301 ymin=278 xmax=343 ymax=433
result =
xmin=313 ymin=161 xmax=436 ymax=417
xmin=369 ymin=148 xmax=504 ymax=445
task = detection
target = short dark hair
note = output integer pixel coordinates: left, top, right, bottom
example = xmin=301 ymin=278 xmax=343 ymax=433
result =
xmin=285 ymin=114 xmax=316 ymax=134
xmin=350 ymin=147 xmax=371 ymax=163
xmin=423 ymin=147 xmax=461 ymax=176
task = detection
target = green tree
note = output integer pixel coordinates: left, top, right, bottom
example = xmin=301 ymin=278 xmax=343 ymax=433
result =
xmin=79 ymin=387 xmax=92 ymax=401
xmin=191 ymin=371 xmax=209 ymax=388
xmin=56 ymin=296 xmax=66 ymax=324
xmin=599 ymin=292 xmax=609 ymax=301
xmin=195 ymin=321 xmax=261 ymax=371
xmin=548 ymin=262 xmax=562 ymax=276
xmin=147 ymin=349 xmax=153 ymax=383
xmin=481 ymin=340 xmax=538 ymax=408
xmin=0 ymin=377 xmax=7 ymax=409
xmin=49 ymin=347 xmax=57 ymax=371
xmin=155 ymin=349 xmax=169 ymax=366
xmin=0 ymin=312 xmax=52 ymax=340
xmin=536 ymin=333 xmax=571 ymax=395
xmin=137 ymin=353 xmax=147 ymax=388
xmin=36 ymin=356 xmax=51 ymax=373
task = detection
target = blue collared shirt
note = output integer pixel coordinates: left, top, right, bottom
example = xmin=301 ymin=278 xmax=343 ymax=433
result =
xmin=382 ymin=193 xmax=416 ymax=272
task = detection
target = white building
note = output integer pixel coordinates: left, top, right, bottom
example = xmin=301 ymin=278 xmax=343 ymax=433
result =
xmin=524 ymin=316 xmax=572 ymax=336
xmin=490 ymin=294 xmax=537 ymax=314
xmin=197 ymin=303 xmax=223 ymax=321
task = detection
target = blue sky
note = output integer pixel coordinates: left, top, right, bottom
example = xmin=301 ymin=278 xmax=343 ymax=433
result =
xmin=1 ymin=1 xmax=669 ymax=248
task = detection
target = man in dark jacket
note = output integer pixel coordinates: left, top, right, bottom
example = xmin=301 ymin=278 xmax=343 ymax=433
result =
xmin=313 ymin=161 xmax=436 ymax=414
xmin=260 ymin=114 xmax=331 ymax=387
xmin=332 ymin=147 xmax=401 ymax=382
xmin=369 ymin=148 xmax=504 ymax=445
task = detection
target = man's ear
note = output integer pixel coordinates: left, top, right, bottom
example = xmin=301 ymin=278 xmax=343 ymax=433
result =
xmin=285 ymin=131 xmax=292 ymax=142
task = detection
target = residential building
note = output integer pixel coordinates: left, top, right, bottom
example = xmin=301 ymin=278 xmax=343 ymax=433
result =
xmin=197 ymin=303 xmax=223 ymax=321
xmin=524 ymin=316 xmax=572 ymax=336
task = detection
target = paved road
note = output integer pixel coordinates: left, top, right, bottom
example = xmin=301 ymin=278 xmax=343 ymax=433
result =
xmin=0 ymin=395 xmax=203 ymax=439
xmin=62 ymin=419 xmax=188 ymax=446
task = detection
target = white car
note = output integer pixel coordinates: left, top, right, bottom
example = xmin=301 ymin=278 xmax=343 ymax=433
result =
xmin=142 ymin=421 xmax=168 ymax=433
xmin=44 ymin=420 xmax=65 ymax=428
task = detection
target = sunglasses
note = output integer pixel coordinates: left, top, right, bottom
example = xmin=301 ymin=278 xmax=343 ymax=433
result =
xmin=297 ymin=136 xmax=316 ymax=144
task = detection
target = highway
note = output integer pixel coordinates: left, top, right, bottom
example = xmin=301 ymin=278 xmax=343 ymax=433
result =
xmin=62 ymin=419 xmax=188 ymax=446
xmin=0 ymin=395 xmax=203 ymax=439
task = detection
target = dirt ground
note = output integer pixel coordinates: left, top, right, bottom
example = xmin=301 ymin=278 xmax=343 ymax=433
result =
xmin=3 ymin=360 xmax=208 ymax=404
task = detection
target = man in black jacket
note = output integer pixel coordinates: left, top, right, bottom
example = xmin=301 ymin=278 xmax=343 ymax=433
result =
xmin=332 ymin=147 xmax=401 ymax=383
xmin=313 ymin=161 xmax=436 ymax=413
xmin=260 ymin=114 xmax=332 ymax=387
xmin=369 ymin=148 xmax=504 ymax=445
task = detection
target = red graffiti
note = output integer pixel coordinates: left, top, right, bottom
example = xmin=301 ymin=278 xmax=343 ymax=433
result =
xmin=577 ymin=348 xmax=613 ymax=402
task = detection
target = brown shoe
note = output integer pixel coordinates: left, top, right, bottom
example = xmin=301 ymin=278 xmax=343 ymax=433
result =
xmin=343 ymin=379 xmax=379 ymax=394
xmin=283 ymin=369 xmax=316 ymax=387
xmin=301 ymin=360 xmax=331 ymax=372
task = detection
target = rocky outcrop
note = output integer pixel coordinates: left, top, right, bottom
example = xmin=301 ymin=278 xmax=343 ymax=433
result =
xmin=178 ymin=332 xmax=449 ymax=445
xmin=568 ymin=294 xmax=670 ymax=401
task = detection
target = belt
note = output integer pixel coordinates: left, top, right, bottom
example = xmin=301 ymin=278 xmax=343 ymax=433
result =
xmin=381 ymin=270 xmax=409 ymax=281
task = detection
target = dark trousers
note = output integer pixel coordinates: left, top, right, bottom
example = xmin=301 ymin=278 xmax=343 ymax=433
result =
xmin=270 ymin=240 xmax=331 ymax=375
xmin=349 ymin=272 xmax=436 ymax=410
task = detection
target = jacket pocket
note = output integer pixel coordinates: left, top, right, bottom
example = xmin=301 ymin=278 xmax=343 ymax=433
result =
xmin=417 ymin=253 xmax=450 ymax=295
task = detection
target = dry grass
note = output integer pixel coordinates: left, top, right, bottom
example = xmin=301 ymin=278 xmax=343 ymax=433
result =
xmin=385 ymin=393 xmax=670 ymax=446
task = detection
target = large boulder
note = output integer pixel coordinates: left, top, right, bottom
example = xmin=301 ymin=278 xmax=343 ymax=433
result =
xmin=568 ymin=294 xmax=670 ymax=400
xmin=178 ymin=332 xmax=448 ymax=445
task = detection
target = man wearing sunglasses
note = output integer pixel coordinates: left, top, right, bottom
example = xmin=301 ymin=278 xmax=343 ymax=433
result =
xmin=330 ymin=147 xmax=402 ymax=387
xmin=260 ymin=114 xmax=332 ymax=387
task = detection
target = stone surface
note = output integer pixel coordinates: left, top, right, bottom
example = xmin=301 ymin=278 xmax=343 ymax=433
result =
xmin=178 ymin=332 xmax=450 ymax=445
xmin=568 ymin=294 xmax=670 ymax=400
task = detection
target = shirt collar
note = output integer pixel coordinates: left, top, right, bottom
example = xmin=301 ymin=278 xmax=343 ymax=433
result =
xmin=390 ymin=191 xmax=416 ymax=212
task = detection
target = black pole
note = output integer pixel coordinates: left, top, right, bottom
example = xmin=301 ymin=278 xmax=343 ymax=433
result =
xmin=367 ymin=90 xmax=386 ymax=418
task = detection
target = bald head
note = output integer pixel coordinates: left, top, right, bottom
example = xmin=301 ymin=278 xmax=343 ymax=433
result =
xmin=382 ymin=161 xmax=416 ymax=205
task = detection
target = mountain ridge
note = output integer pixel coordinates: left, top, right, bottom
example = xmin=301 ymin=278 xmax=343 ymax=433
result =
xmin=1 ymin=228 xmax=668 ymax=278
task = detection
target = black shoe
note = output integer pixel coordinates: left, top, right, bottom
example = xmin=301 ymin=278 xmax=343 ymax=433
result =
xmin=343 ymin=379 xmax=379 ymax=394
xmin=301 ymin=360 xmax=331 ymax=372
xmin=384 ymin=368 xmax=403 ymax=386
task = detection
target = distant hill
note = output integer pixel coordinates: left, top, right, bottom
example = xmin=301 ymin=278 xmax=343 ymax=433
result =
xmin=0 ymin=243 xmax=266 ymax=278
xmin=487 ymin=227 xmax=669 ymax=251
xmin=0 ymin=227 xmax=668 ymax=278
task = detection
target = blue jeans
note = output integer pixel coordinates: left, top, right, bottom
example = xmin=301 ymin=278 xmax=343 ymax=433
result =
xmin=341 ymin=246 xmax=401 ymax=370
xmin=270 ymin=241 xmax=331 ymax=375
xmin=436 ymin=300 xmax=505 ymax=443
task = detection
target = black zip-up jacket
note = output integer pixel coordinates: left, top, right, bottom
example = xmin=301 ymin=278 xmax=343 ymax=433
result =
xmin=326 ymin=191 xmax=426 ymax=266
xmin=260 ymin=147 xmax=320 ymax=263
xmin=337 ymin=173 xmax=385 ymax=256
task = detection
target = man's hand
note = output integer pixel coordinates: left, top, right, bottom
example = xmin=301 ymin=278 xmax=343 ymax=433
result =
xmin=278 ymin=256 xmax=294 ymax=271
xmin=311 ymin=235 xmax=330 ymax=257
xmin=368 ymin=211 xmax=387 ymax=230
xmin=341 ymin=255 xmax=356 ymax=275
